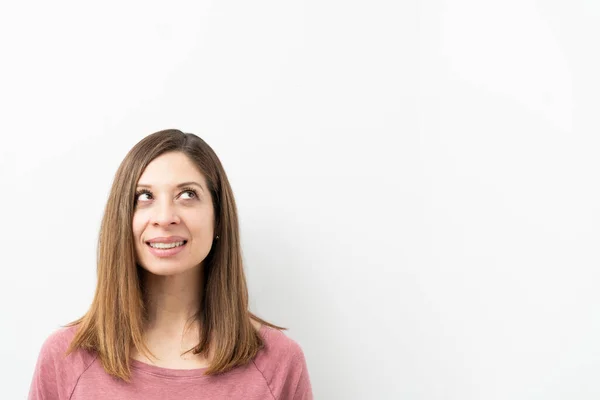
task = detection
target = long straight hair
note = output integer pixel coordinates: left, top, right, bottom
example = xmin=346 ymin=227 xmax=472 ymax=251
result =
xmin=64 ymin=129 xmax=282 ymax=382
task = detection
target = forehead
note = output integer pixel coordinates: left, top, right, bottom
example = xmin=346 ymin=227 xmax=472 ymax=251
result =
xmin=137 ymin=152 xmax=207 ymax=187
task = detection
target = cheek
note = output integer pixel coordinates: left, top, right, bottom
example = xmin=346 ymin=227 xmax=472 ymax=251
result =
xmin=185 ymin=208 xmax=213 ymax=228
xmin=131 ymin=213 xmax=145 ymax=240
xmin=190 ymin=214 xmax=214 ymax=234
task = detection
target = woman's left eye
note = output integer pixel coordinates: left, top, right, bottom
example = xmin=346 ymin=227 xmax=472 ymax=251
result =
xmin=180 ymin=189 xmax=197 ymax=199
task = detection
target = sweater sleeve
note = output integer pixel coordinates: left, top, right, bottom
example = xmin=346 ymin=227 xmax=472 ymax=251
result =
xmin=290 ymin=346 xmax=312 ymax=400
xmin=29 ymin=330 xmax=65 ymax=400
xmin=253 ymin=327 xmax=313 ymax=400
xmin=28 ymin=326 xmax=89 ymax=400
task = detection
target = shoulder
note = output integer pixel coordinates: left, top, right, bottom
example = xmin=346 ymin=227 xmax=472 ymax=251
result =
xmin=37 ymin=324 xmax=96 ymax=367
xmin=252 ymin=325 xmax=313 ymax=399
xmin=29 ymin=324 xmax=97 ymax=400
xmin=38 ymin=324 xmax=79 ymax=356
xmin=256 ymin=325 xmax=306 ymax=365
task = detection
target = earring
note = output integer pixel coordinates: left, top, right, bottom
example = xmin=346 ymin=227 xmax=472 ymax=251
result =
xmin=215 ymin=235 xmax=220 ymax=240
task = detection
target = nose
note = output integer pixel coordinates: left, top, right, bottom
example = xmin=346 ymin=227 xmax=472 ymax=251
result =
xmin=150 ymin=200 xmax=181 ymax=227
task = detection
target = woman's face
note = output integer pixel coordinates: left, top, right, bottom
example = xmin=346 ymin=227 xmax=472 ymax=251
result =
xmin=132 ymin=151 xmax=215 ymax=276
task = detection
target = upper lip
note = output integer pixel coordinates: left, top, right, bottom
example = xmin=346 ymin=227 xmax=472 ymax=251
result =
xmin=146 ymin=236 xmax=188 ymax=244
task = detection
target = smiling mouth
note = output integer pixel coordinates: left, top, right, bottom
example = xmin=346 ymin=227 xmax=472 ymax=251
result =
xmin=146 ymin=240 xmax=188 ymax=249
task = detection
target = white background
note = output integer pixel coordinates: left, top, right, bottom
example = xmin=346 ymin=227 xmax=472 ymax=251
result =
xmin=1 ymin=1 xmax=599 ymax=399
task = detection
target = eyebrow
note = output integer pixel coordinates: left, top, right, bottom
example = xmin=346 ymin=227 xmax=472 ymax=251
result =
xmin=136 ymin=181 xmax=205 ymax=192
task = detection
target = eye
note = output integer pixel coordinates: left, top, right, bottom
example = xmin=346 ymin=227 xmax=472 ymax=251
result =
xmin=135 ymin=189 xmax=152 ymax=203
xmin=180 ymin=188 xmax=198 ymax=200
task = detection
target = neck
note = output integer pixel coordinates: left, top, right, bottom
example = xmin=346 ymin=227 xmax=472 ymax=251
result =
xmin=141 ymin=265 xmax=204 ymax=338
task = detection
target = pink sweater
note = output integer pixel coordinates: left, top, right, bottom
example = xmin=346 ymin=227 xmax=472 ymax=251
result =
xmin=28 ymin=324 xmax=312 ymax=400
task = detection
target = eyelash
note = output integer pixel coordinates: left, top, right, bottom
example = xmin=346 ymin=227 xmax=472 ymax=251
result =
xmin=134 ymin=187 xmax=199 ymax=203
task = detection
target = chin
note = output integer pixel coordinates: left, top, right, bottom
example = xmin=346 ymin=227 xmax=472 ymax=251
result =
xmin=141 ymin=265 xmax=196 ymax=276
xmin=138 ymin=261 xmax=201 ymax=277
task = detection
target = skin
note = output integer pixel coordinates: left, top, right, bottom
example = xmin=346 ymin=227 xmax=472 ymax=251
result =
xmin=130 ymin=151 xmax=260 ymax=369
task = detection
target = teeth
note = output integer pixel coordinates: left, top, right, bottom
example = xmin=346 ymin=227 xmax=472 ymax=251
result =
xmin=149 ymin=241 xmax=185 ymax=249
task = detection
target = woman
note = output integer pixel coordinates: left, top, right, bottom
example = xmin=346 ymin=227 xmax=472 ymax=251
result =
xmin=28 ymin=129 xmax=313 ymax=399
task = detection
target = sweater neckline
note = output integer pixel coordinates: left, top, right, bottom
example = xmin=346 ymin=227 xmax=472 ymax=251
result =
xmin=130 ymin=357 xmax=210 ymax=378
xmin=129 ymin=324 xmax=269 ymax=378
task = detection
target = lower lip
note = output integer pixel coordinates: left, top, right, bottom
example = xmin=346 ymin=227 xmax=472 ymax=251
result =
xmin=146 ymin=242 xmax=187 ymax=258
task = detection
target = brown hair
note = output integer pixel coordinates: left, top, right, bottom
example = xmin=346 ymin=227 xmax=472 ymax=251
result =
xmin=64 ymin=129 xmax=283 ymax=382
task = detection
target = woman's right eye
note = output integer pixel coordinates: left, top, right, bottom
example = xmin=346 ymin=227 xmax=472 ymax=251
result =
xmin=135 ymin=190 xmax=152 ymax=202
